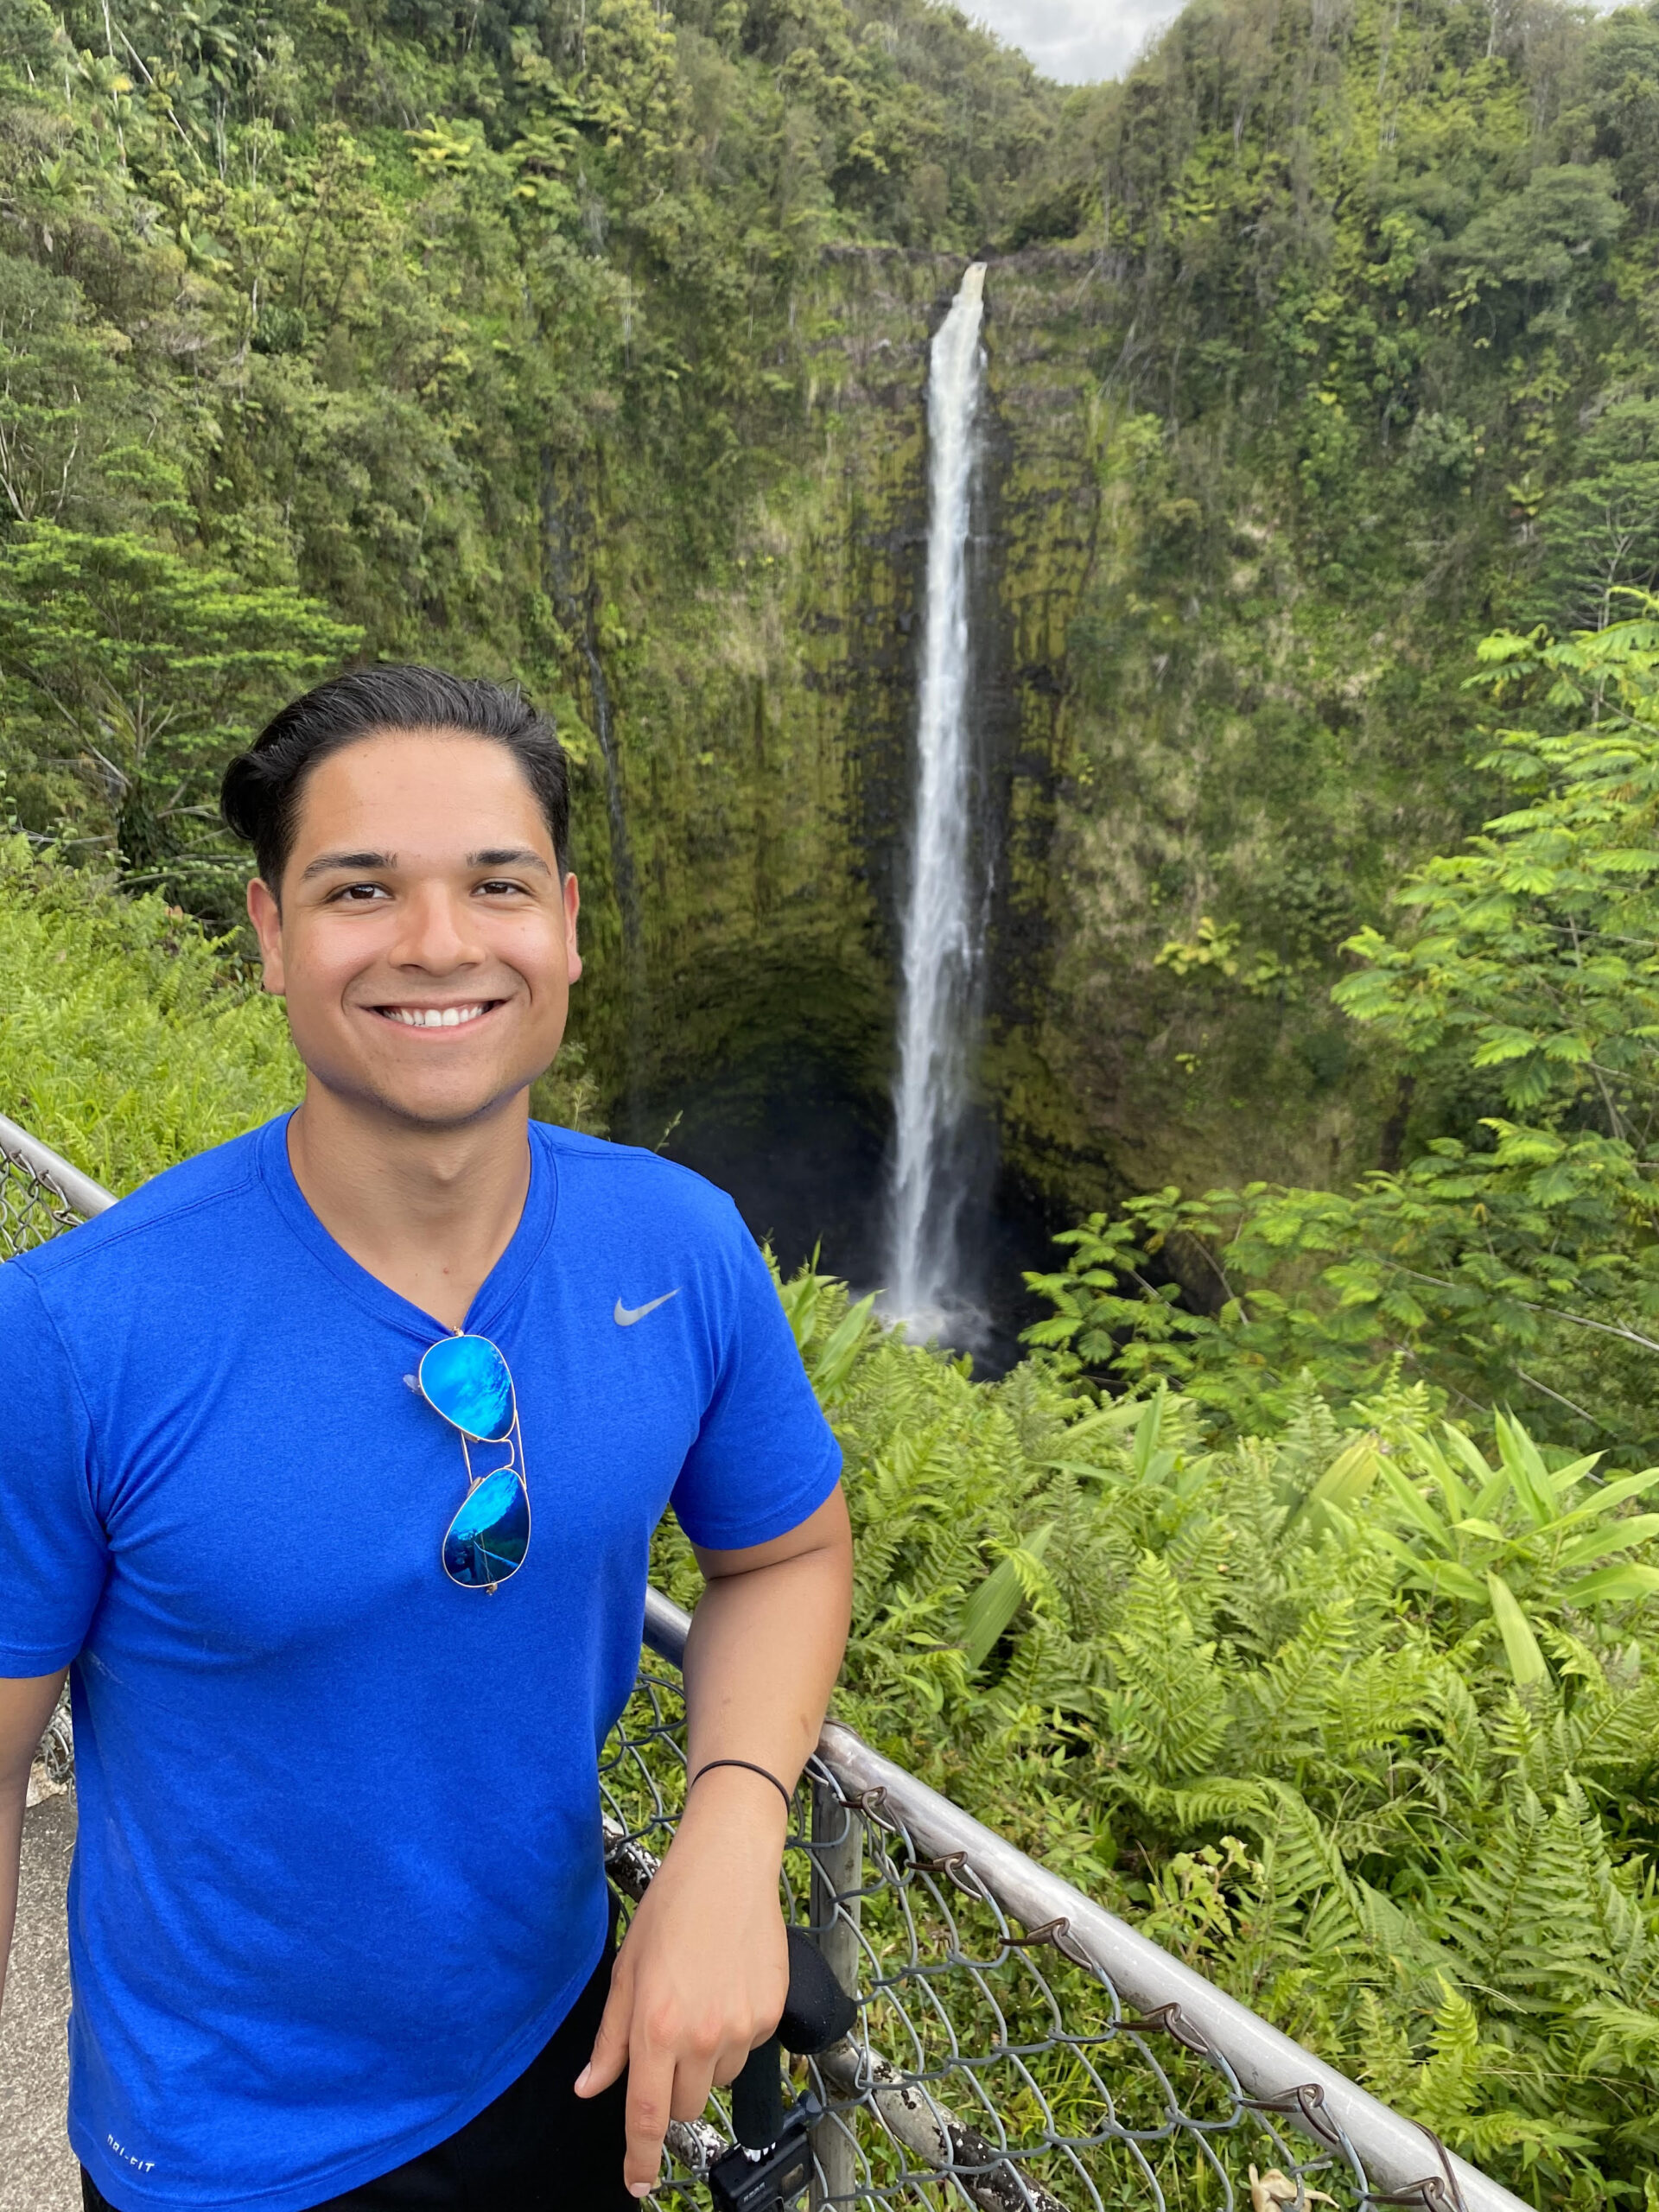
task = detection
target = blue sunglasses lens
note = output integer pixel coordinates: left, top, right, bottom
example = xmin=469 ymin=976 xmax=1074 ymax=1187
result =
xmin=442 ymin=1468 xmax=530 ymax=1587
xmin=419 ymin=1334 xmax=515 ymax=1441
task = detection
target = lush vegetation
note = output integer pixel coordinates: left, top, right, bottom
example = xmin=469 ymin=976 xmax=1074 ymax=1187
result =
xmin=990 ymin=0 xmax=1659 ymax=1210
xmin=1031 ymin=607 xmax=1659 ymax=1466
xmin=8 ymin=837 xmax=1658 ymax=2204
xmin=0 ymin=837 xmax=296 ymax=1189
xmin=0 ymin=0 xmax=1057 ymax=928
xmin=10 ymin=0 xmax=1659 ymax=1192
xmin=9 ymin=0 xmax=1659 ymax=2199
xmin=738 ymin=1317 xmax=1659 ymax=2208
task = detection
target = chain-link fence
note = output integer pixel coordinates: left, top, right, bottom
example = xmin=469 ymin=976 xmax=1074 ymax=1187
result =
xmin=2 ymin=1113 xmax=1523 ymax=2212
xmin=610 ymin=1597 xmax=1513 ymax=2212
xmin=0 ymin=1115 xmax=97 ymax=1258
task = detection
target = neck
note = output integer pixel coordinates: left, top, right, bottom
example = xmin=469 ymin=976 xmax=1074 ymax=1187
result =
xmin=286 ymin=1082 xmax=533 ymax=1332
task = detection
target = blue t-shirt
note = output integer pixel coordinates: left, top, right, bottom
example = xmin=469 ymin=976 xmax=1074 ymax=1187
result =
xmin=0 ymin=1115 xmax=841 ymax=2212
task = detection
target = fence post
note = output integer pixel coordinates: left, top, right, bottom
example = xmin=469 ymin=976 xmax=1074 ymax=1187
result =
xmin=809 ymin=1773 xmax=861 ymax=2209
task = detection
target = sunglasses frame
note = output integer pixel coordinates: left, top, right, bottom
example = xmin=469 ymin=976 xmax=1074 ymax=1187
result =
xmin=416 ymin=1331 xmax=531 ymax=1593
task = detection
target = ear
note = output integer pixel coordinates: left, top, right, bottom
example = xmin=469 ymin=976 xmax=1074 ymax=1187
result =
xmin=247 ymin=878 xmax=287 ymax=995
xmin=562 ymin=870 xmax=582 ymax=986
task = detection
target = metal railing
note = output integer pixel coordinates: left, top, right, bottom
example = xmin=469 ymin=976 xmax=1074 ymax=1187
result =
xmin=1 ymin=1113 xmax=1529 ymax=2212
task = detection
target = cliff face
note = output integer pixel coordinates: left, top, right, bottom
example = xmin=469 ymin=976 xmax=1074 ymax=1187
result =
xmin=563 ymin=243 xmax=1414 ymax=1239
xmin=559 ymin=250 xmax=1108 ymax=1238
xmin=10 ymin=0 xmax=1649 ymax=1264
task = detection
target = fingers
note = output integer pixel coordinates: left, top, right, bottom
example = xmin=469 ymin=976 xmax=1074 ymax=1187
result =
xmin=623 ymin=2038 xmax=677 ymax=2196
xmin=575 ymin=1959 xmax=633 ymax=2102
xmin=621 ymin=2017 xmax=759 ymax=2194
xmin=587 ymin=1884 xmax=791 ymax=2196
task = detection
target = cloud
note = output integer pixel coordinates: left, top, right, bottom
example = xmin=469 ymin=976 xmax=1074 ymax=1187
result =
xmin=967 ymin=0 xmax=1185 ymax=84
xmin=970 ymin=0 xmax=1631 ymax=86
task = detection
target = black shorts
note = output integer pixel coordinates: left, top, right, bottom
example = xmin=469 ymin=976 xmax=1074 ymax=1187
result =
xmin=81 ymin=1923 xmax=631 ymax=2212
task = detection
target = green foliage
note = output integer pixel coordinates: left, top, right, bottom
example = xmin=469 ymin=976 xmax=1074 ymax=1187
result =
xmin=0 ymin=525 xmax=359 ymax=908
xmin=1030 ymin=608 xmax=1659 ymax=1457
xmin=1005 ymin=0 xmax=1659 ymax=1212
xmin=10 ymin=0 xmax=1659 ymax=1211
xmin=0 ymin=0 xmax=1066 ymax=1120
xmin=0 ymin=836 xmax=296 ymax=1189
xmin=645 ymin=1285 xmax=1659 ymax=2201
xmin=1340 ymin=613 xmax=1659 ymax=1139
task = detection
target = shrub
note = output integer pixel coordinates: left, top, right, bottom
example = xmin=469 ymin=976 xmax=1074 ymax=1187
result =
xmin=658 ymin=1275 xmax=1659 ymax=2205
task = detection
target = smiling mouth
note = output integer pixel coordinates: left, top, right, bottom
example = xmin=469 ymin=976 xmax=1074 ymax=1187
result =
xmin=372 ymin=1001 xmax=502 ymax=1031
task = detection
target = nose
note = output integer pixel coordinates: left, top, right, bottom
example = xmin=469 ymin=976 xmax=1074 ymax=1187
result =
xmin=390 ymin=882 xmax=485 ymax=975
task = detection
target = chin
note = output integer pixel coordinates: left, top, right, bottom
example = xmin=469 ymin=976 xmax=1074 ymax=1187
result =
xmin=381 ymin=1082 xmax=528 ymax=1131
xmin=311 ymin=1058 xmax=530 ymax=1131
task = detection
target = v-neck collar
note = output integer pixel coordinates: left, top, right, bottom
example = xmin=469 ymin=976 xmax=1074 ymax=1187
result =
xmin=256 ymin=1112 xmax=558 ymax=1344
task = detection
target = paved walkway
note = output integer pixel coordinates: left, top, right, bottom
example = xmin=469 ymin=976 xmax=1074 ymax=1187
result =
xmin=1 ymin=1785 xmax=79 ymax=2212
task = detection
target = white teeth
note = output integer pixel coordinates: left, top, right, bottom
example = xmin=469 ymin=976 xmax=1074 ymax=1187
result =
xmin=384 ymin=1005 xmax=486 ymax=1029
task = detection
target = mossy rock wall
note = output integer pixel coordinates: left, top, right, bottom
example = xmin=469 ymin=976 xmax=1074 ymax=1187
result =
xmin=559 ymin=243 xmax=1427 ymax=1228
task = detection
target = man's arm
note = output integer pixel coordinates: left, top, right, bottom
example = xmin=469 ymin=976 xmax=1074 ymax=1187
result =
xmin=576 ymin=1487 xmax=853 ymax=2196
xmin=0 ymin=1671 xmax=69 ymax=2019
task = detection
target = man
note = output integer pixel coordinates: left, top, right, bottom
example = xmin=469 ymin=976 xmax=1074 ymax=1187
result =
xmin=0 ymin=665 xmax=853 ymax=2211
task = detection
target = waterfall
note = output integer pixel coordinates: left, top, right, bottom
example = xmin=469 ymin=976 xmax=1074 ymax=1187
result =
xmin=886 ymin=263 xmax=988 ymax=1336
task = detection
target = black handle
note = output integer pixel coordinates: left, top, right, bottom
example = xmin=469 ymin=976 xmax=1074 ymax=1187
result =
xmin=731 ymin=2033 xmax=785 ymax=2151
xmin=776 ymin=1925 xmax=858 ymax=2056
xmin=728 ymin=1928 xmax=857 ymax=2152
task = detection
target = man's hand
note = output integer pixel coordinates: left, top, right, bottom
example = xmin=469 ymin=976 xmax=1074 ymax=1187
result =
xmin=575 ymin=1770 xmax=791 ymax=2196
xmin=575 ymin=1485 xmax=852 ymax=2196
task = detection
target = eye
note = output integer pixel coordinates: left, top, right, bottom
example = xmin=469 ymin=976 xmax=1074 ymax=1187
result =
xmin=475 ymin=878 xmax=529 ymax=897
xmin=328 ymin=881 xmax=391 ymax=904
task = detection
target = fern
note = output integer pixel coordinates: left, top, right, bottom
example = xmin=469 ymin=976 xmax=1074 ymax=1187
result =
xmin=1103 ymin=1554 xmax=1232 ymax=1786
xmin=651 ymin=1265 xmax=1659 ymax=2197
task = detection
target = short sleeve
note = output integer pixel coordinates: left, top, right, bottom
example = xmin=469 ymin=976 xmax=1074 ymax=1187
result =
xmin=669 ymin=1216 xmax=842 ymax=1552
xmin=0 ymin=1262 xmax=108 ymax=1673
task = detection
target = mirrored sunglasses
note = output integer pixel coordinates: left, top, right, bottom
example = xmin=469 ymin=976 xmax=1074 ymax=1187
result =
xmin=416 ymin=1332 xmax=530 ymax=1592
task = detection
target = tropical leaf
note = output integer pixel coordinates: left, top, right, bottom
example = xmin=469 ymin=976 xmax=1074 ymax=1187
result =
xmin=957 ymin=1522 xmax=1055 ymax=1672
xmin=1486 ymin=1573 xmax=1549 ymax=1688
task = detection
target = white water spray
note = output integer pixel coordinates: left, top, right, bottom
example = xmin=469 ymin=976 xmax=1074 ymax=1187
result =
xmin=886 ymin=263 xmax=988 ymax=1335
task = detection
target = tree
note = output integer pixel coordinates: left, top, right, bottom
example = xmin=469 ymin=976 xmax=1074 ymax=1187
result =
xmin=0 ymin=524 xmax=359 ymax=906
xmin=0 ymin=256 xmax=160 ymax=529
xmin=1450 ymin=162 xmax=1624 ymax=338
xmin=1544 ymin=396 xmax=1659 ymax=628
xmin=1027 ymin=608 xmax=1659 ymax=1454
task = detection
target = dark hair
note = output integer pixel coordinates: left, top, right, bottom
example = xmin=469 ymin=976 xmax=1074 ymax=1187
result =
xmin=220 ymin=664 xmax=569 ymax=893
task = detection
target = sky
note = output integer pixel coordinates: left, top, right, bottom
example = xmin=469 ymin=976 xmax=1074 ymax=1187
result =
xmin=967 ymin=0 xmax=1185 ymax=85
xmin=972 ymin=0 xmax=1628 ymax=84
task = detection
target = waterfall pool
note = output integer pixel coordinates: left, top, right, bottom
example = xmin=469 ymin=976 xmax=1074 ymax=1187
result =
xmin=625 ymin=1044 xmax=1055 ymax=1379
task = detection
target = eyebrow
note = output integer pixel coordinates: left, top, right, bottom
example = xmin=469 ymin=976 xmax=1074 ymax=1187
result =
xmin=297 ymin=847 xmax=555 ymax=881
xmin=468 ymin=848 xmax=554 ymax=876
xmin=299 ymin=849 xmax=393 ymax=880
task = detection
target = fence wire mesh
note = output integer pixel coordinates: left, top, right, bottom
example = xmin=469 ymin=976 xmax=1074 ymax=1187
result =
xmin=601 ymin=1671 xmax=1439 ymax=2212
xmin=2 ymin=1118 xmax=1477 ymax=2212
xmin=0 ymin=1125 xmax=89 ymax=1257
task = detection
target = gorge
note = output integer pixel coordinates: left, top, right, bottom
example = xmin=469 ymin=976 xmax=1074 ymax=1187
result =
xmin=9 ymin=9 xmax=1659 ymax=2191
xmin=4 ymin=0 xmax=1659 ymax=1346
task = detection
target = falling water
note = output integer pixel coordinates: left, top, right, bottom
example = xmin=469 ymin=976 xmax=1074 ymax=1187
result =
xmin=886 ymin=263 xmax=988 ymax=1337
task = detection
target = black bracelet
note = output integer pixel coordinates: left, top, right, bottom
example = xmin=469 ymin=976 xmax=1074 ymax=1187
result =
xmin=688 ymin=1758 xmax=793 ymax=1814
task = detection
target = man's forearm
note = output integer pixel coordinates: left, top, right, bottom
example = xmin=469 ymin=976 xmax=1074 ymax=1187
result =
xmin=681 ymin=1503 xmax=854 ymax=1802
xmin=0 ymin=1669 xmax=70 ymax=2019
xmin=0 ymin=1772 xmax=28 ymax=2019
xmin=579 ymin=1495 xmax=851 ymax=2191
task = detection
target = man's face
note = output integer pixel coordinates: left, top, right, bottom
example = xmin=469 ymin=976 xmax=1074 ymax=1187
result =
xmin=247 ymin=728 xmax=581 ymax=1131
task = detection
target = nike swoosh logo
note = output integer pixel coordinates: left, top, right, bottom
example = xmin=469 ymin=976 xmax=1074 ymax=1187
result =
xmin=614 ymin=1290 xmax=679 ymax=1327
